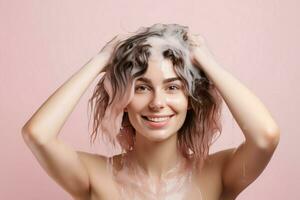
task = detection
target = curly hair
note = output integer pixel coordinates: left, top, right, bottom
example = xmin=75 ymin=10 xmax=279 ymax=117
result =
xmin=88 ymin=24 xmax=223 ymax=165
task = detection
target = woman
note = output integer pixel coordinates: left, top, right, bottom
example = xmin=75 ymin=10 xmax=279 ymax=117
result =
xmin=22 ymin=24 xmax=280 ymax=200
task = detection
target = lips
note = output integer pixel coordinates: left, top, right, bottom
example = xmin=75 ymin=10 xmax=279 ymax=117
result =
xmin=142 ymin=115 xmax=174 ymax=122
xmin=140 ymin=114 xmax=174 ymax=129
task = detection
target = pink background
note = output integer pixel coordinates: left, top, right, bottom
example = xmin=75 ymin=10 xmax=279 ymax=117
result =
xmin=1 ymin=0 xmax=299 ymax=199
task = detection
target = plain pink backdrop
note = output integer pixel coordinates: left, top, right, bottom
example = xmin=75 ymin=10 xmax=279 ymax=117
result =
xmin=1 ymin=0 xmax=298 ymax=199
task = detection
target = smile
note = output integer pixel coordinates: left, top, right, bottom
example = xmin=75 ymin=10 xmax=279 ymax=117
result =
xmin=143 ymin=116 xmax=171 ymax=122
xmin=141 ymin=115 xmax=174 ymax=128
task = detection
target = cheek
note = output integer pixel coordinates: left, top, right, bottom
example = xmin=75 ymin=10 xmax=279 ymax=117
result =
xmin=166 ymin=95 xmax=188 ymax=110
xmin=127 ymin=94 xmax=188 ymax=112
xmin=126 ymin=98 xmax=145 ymax=112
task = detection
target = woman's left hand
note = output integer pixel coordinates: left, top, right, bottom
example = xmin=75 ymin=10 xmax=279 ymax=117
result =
xmin=186 ymin=32 xmax=216 ymax=69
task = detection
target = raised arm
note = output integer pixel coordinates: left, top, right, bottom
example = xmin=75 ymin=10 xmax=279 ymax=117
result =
xmin=188 ymin=33 xmax=280 ymax=198
xmin=21 ymin=36 xmax=121 ymax=199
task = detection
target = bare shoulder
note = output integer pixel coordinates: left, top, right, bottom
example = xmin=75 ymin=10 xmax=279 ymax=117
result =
xmin=77 ymin=151 xmax=113 ymax=182
xmin=77 ymin=151 xmax=107 ymax=165
xmin=202 ymin=148 xmax=237 ymax=177
xmin=77 ymin=151 xmax=123 ymax=168
xmin=190 ymin=148 xmax=237 ymax=200
xmin=206 ymin=148 xmax=236 ymax=167
xmin=76 ymin=151 xmax=120 ymax=198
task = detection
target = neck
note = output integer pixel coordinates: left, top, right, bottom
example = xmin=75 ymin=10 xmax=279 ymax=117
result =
xmin=131 ymin=132 xmax=184 ymax=179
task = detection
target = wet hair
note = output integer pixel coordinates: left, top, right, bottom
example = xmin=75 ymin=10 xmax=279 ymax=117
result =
xmin=88 ymin=24 xmax=223 ymax=166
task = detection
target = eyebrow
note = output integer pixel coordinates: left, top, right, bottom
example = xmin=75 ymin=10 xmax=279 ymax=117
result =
xmin=136 ymin=77 xmax=182 ymax=84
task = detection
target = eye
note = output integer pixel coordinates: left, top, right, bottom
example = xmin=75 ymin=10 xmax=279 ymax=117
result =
xmin=135 ymin=85 xmax=151 ymax=93
xmin=167 ymin=84 xmax=181 ymax=91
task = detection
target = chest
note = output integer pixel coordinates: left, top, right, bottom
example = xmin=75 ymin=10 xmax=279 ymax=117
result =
xmin=89 ymin=166 xmax=223 ymax=200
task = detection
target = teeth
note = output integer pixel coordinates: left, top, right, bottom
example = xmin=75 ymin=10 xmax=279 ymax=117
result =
xmin=146 ymin=116 xmax=170 ymax=122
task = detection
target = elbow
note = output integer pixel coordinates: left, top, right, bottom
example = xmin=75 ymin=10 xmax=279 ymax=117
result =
xmin=21 ymin=124 xmax=31 ymax=135
xmin=259 ymin=125 xmax=281 ymax=150
xmin=265 ymin=125 xmax=280 ymax=143
xmin=21 ymin=120 xmax=36 ymax=135
xmin=21 ymin=125 xmax=50 ymax=146
xmin=21 ymin=125 xmax=37 ymax=144
xmin=21 ymin=123 xmax=38 ymax=137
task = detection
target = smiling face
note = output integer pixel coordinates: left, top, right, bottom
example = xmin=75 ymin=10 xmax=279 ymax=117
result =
xmin=125 ymin=55 xmax=189 ymax=142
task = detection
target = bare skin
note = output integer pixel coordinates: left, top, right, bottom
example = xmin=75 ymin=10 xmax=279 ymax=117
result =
xmin=77 ymin=149 xmax=236 ymax=200
xmin=22 ymin=29 xmax=280 ymax=200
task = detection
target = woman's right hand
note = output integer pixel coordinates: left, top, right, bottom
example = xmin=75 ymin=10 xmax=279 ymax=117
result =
xmin=88 ymin=35 xmax=127 ymax=74
xmin=95 ymin=28 xmax=147 ymax=68
xmin=97 ymin=33 xmax=134 ymax=58
xmin=91 ymin=34 xmax=132 ymax=71
xmin=97 ymin=26 xmax=148 ymax=57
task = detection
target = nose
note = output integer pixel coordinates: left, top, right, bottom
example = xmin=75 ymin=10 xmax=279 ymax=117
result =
xmin=148 ymin=90 xmax=166 ymax=111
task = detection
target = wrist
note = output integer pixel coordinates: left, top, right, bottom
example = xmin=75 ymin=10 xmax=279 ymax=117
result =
xmin=85 ymin=53 xmax=110 ymax=73
xmin=92 ymin=53 xmax=111 ymax=68
xmin=94 ymin=52 xmax=111 ymax=62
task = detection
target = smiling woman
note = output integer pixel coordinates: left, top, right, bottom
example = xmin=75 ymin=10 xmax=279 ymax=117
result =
xmin=87 ymin=24 xmax=224 ymax=199
xmin=126 ymin=58 xmax=189 ymax=141
xmin=22 ymin=23 xmax=280 ymax=200
xmin=89 ymin=24 xmax=222 ymax=162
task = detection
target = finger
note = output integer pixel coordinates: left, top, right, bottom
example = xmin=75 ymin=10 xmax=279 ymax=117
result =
xmin=98 ymin=72 xmax=106 ymax=78
xmin=136 ymin=26 xmax=147 ymax=33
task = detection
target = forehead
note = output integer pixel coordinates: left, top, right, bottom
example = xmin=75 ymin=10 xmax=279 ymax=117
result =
xmin=136 ymin=58 xmax=178 ymax=83
xmin=137 ymin=36 xmax=183 ymax=82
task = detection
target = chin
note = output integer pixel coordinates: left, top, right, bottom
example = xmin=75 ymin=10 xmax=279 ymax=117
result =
xmin=140 ymin=130 xmax=177 ymax=143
